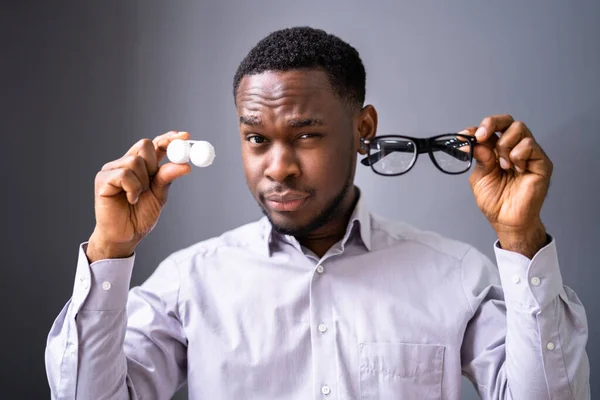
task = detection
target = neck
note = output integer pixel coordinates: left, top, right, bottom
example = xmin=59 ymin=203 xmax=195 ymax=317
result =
xmin=297 ymin=186 xmax=359 ymax=258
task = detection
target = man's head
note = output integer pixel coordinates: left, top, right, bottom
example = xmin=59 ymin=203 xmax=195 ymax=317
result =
xmin=233 ymin=27 xmax=377 ymax=237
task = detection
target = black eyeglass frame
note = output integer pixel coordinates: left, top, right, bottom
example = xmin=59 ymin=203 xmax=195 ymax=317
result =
xmin=360 ymin=134 xmax=478 ymax=176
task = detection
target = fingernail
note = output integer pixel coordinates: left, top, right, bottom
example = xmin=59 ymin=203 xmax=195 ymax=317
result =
xmin=515 ymin=165 xmax=524 ymax=173
xmin=178 ymin=131 xmax=187 ymax=135
xmin=499 ymin=157 xmax=510 ymax=170
xmin=458 ymin=129 xmax=469 ymax=134
xmin=475 ymin=126 xmax=486 ymax=139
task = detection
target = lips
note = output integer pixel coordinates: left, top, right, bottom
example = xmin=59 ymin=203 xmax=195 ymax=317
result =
xmin=264 ymin=191 xmax=310 ymax=212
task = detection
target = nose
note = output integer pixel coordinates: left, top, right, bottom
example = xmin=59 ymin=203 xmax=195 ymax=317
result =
xmin=264 ymin=143 xmax=300 ymax=183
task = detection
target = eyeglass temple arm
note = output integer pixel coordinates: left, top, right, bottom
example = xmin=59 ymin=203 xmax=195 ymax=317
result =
xmin=360 ymin=138 xmax=472 ymax=166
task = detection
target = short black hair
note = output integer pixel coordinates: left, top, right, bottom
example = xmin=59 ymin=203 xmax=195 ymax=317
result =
xmin=233 ymin=26 xmax=366 ymax=109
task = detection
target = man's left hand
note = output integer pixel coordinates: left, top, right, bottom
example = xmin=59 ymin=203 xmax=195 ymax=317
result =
xmin=461 ymin=114 xmax=552 ymax=259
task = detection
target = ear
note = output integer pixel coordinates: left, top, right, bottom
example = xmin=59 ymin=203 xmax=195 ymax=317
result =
xmin=355 ymin=105 xmax=378 ymax=155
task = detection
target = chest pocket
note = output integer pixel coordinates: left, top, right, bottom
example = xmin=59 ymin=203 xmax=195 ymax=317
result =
xmin=359 ymin=342 xmax=445 ymax=399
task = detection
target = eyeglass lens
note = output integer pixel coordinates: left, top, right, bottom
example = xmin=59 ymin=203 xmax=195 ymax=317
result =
xmin=430 ymin=135 xmax=472 ymax=173
xmin=371 ymin=138 xmax=417 ymax=175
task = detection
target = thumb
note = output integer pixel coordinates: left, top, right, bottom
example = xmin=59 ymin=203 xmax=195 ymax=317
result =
xmin=459 ymin=127 xmax=499 ymax=184
xmin=151 ymin=163 xmax=192 ymax=204
xmin=471 ymin=141 xmax=498 ymax=180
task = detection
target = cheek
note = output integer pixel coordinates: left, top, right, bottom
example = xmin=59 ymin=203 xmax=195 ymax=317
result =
xmin=302 ymin=142 xmax=353 ymax=186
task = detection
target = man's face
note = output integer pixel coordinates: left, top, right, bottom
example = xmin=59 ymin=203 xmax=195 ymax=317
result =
xmin=236 ymin=69 xmax=360 ymax=236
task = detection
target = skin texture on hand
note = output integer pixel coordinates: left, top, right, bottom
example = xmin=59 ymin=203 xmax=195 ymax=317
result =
xmin=461 ymin=115 xmax=553 ymax=258
xmin=86 ymin=131 xmax=192 ymax=263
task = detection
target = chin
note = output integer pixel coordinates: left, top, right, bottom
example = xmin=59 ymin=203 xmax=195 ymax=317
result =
xmin=268 ymin=212 xmax=309 ymax=235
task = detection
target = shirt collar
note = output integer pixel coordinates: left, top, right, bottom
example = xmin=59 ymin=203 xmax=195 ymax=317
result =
xmin=345 ymin=188 xmax=372 ymax=251
xmin=260 ymin=186 xmax=372 ymax=257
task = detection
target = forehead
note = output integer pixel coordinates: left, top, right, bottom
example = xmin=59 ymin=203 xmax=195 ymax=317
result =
xmin=236 ymin=69 xmax=342 ymax=119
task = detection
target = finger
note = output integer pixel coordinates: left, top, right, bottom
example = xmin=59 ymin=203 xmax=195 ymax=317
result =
xmin=124 ymin=138 xmax=149 ymax=157
xmin=459 ymin=127 xmax=499 ymax=182
xmin=96 ymin=168 xmax=144 ymax=204
xmin=112 ymin=138 xmax=159 ymax=180
xmin=153 ymin=131 xmax=191 ymax=163
xmin=457 ymin=127 xmax=478 ymax=144
xmin=459 ymin=126 xmax=499 ymax=148
xmin=459 ymin=126 xmax=478 ymax=136
xmin=474 ymin=114 xmax=515 ymax=142
xmin=470 ymin=139 xmax=499 ymax=182
xmin=509 ymin=137 xmax=552 ymax=176
xmin=101 ymin=155 xmax=150 ymax=193
xmin=455 ymin=127 xmax=477 ymax=155
xmin=459 ymin=126 xmax=498 ymax=161
xmin=137 ymin=139 xmax=159 ymax=177
xmin=150 ymin=163 xmax=192 ymax=205
xmin=495 ymin=121 xmax=531 ymax=170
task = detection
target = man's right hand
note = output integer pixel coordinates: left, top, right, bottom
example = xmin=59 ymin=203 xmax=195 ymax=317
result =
xmin=86 ymin=131 xmax=192 ymax=263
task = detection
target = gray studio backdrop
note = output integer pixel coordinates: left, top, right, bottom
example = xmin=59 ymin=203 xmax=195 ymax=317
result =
xmin=1 ymin=1 xmax=598 ymax=398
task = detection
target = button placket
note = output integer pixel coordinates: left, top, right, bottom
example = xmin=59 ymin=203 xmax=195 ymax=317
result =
xmin=309 ymin=259 xmax=337 ymax=399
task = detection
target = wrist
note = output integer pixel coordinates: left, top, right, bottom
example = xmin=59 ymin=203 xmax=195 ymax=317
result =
xmin=493 ymin=220 xmax=548 ymax=259
xmin=86 ymin=231 xmax=136 ymax=264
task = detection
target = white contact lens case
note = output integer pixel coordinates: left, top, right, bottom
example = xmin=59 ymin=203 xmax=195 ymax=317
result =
xmin=167 ymin=139 xmax=215 ymax=167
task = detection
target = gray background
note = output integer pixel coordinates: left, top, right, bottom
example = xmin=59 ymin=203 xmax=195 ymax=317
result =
xmin=1 ymin=1 xmax=598 ymax=398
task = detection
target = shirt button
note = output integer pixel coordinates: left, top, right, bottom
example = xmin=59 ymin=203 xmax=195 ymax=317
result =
xmin=547 ymin=342 xmax=555 ymax=351
xmin=321 ymin=385 xmax=331 ymax=395
xmin=318 ymin=324 xmax=327 ymax=333
xmin=531 ymin=277 xmax=541 ymax=286
xmin=82 ymin=279 xmax=89 ymax=289
xmin=512 ymin=275 xmax=521 ymax=284
xmin=102 ymin=281 xmax=112 ymax=291
xmin=316 ymin=265 xmax=324 ymax=274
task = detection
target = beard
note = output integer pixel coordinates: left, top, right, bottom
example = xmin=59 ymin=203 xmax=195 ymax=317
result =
xmin=257 ymin=166 xmax=355 ymax=238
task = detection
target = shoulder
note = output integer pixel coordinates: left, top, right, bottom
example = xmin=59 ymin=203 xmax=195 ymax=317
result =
xmin=370 ymin=212 xmax=474 ymax=262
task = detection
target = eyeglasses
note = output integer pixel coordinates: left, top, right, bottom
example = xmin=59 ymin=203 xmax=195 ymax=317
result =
xmin=360 ymin=134 xmax=477 ymax=176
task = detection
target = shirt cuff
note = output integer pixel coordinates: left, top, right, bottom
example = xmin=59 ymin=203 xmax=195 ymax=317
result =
xmin=71 ymin=242 xmax=135 ymax=312
xmin=494 ymin=234 xmax=565 ymax=310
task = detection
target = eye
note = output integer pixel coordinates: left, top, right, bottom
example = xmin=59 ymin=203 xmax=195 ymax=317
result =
xmin=298 ymin=133 xmax=321 ymax=140
xmin=247 ymin=135 xmax=266 ymax=144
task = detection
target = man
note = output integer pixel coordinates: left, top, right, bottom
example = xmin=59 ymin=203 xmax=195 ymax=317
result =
xmin=45 ymin=27 xmax=589 ymax=399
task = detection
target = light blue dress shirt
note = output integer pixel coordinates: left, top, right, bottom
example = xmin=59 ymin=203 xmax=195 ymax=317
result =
xmin=45 ymin=194 xmax=590 ymax=399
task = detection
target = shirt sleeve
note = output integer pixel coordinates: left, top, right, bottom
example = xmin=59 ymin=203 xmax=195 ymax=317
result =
xmin=460 ymin=235 xmax=590 ymax=399
xmin=45 ymin=242 xmax=187 ymax=399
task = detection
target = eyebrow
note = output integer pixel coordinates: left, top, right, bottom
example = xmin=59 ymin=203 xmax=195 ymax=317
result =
xmin=239 ymin=115 xmax=325 ymax=128
xmin=239 ymin=115 xmax=262 ymax=126
xmin=287 ymin=118 xmax=325 ymax=128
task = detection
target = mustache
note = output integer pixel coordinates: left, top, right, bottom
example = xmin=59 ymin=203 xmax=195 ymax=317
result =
xmin=260 ymin=184 xmax=314 ymax=197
